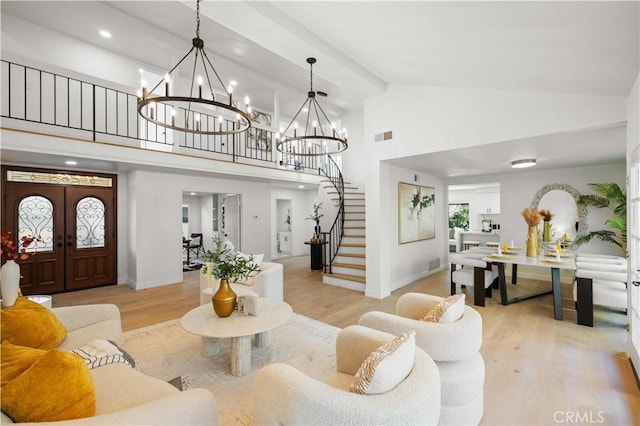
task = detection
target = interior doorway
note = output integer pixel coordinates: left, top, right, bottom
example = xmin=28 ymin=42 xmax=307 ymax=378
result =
xmin=276 ymin=199 xmax=292 ymax=258
xmin=181 ymin=192 xmax=242 ymax=271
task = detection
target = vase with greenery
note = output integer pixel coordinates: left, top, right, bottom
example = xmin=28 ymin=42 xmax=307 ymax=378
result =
xmin=306 ymin=201 xmax=324 ymax=238
xmin=574 ymin=183 xmax=627 ymax=257
xmin=521 ymin=208 xmax=542 ymax=257
xmin=201 ymin=235 xmax=259 ymax=317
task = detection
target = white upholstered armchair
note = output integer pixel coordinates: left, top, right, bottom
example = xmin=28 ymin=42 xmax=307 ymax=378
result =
xmin=253 ymin=324 xmax=441 ymax=425
xmin=359 ymin=293 xmax=484 ymax=426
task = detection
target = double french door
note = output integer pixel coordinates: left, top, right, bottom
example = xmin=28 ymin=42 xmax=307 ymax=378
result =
xmin=2 ymin=167 xmax=116 ymax=295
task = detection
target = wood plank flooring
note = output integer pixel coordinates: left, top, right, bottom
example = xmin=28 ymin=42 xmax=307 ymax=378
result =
xmin=52 ymin=255 xmax=639 ymax=425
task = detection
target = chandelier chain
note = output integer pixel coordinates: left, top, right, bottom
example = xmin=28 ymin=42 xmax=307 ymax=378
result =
xmin=196 ymin=0 xmax=201 ymax=39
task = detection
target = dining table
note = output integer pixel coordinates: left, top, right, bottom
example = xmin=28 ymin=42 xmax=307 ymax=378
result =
xmin=482 ymin=249 xmax=576 ymax=320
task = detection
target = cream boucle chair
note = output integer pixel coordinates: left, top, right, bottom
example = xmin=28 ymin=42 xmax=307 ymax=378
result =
xmin=253 ymin=325 xmax=441 ymax=425
xmin=450 ymin=253 xmax=498 ymax=307
xmin=359 ymin=293 xmax=484 ymax=426
xmin=574 ymin=258 xmax=628 ymax=326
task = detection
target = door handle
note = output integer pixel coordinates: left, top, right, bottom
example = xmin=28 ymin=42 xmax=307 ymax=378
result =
xmin=66 ymin=242 xmax=72 ymax=247
xmin=56 ymin=242 xmax=63 ymax=248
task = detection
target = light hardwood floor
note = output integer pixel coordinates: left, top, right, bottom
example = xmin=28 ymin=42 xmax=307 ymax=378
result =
xmin=52 ymin=255 xmax=639 ymax=425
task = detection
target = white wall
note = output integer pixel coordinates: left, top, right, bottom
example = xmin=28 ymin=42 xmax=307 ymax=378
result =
xmin=116 ymin=173 xmax=129 ymax=285
xmin=127 ymin=169 xmax=272 ymax=289
xmin=364 ymin=84 xmax=628 ymax=299
xmin=181 ymin=195 xmax=202 ymax=235
xmin=341 ymin=109 xmax=365 ymax=189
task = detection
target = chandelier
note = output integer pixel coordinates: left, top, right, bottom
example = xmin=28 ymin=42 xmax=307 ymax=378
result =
xmin=137 ymin=0 xmax=251 ymax=136
xmin=276 ymin=58 xmax=348 ymax=157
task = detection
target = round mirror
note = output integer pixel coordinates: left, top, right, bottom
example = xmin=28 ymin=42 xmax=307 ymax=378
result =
xmin=530 ymin=183 xmax=588 ymax=243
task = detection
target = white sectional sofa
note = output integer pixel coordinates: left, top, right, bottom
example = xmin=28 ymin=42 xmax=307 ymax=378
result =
xmin=1 ymin=304 xmax=218 ymax=425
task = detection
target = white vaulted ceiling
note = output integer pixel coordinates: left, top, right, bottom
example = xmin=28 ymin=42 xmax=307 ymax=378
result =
xmin=1 ymin=1 xmax=638 ymax=177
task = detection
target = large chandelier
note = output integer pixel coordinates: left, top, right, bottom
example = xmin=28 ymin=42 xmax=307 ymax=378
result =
xmin=276 ymin=58 xmax=348 ymax=157
xmin=137 ymin=0 xmax=251 ymax=136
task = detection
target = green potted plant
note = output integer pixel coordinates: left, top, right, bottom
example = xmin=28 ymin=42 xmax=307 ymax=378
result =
xmin=574 ymin=183 xmax=627 ymax=257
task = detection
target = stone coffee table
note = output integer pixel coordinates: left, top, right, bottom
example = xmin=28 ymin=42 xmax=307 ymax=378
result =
xmin=180 ymin=298 xmax=292 ymax=376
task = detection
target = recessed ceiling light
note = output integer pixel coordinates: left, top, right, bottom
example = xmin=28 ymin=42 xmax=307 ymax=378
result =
xmin=65 ymin=160 xmax=77 ymax=165
xmin=229 ymin=80 xmax=237 ymax=87
xmin=190 ymin=192 xmax=196 ymax=196
xmin=99 ymin=30 xmax=111 ymax=39
xmin=511 ymin=159 xmax=536 ymax=168
xmin=138 ymin=68 xmax=144 ymax=74
xmin=298 ymin=185 xmax=304 ymax=189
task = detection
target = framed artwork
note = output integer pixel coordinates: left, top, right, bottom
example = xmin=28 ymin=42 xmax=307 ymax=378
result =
xmin=246 ymin=128 xmax=272 ymax=151
xmin=249 ymin=109 xmax=272 ymax=126
xmin=398 ymin=182 xmax=435 ymax=244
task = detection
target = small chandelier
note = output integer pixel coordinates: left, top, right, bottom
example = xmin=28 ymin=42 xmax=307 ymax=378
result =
xmin=137 ymin=0 xmax=251 ymax=136
xmin=276 ymin=57 xmax=348 ymax=157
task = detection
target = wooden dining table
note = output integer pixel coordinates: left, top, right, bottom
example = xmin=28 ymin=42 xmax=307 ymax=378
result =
xmin=482 ymin=251 xmax=576 ymax=320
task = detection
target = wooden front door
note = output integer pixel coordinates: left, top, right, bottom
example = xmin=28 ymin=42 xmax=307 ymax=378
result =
xmin=2 ymin=168 xmax=116 ymax=295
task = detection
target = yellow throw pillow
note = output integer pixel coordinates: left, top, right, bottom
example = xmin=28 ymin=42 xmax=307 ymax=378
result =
xmin=1 ymin=341 xmax=96 ymax=422
xmin=423 ymin=294 xmax=466 ymax=323
xmin=0 ymin=297 xmax=67 ymax=349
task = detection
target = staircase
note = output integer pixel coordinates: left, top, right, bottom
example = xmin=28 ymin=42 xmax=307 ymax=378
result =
xmin=322 ymin=180 xmax=367 ymax=292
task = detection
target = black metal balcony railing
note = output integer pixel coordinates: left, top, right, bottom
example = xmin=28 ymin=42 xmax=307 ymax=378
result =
xmin=0 ymin=59 xmax=327 ymax=172
xmin=1 ymin=59 xmax=346 ymax=272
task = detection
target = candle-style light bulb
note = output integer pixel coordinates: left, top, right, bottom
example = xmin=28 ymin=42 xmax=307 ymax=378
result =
xmin=141 ymin=79 xmax=147 ymax=99
xmin=313 ymin=120 xmax=317 ymax=135
xmin=171 ymin=108 xmax=176 ymax=126
xmin=164 ymin=74 xmax=170 ymax=96
xmin=218 ymin=116 xmax=223 ymax=132
xmin=197 ymin=76 xmax=203 ymax=98
xmin=195 ymin=113 xmax=200 ymax=130
xmin=149 ymin=103 xmax=155 ymax=120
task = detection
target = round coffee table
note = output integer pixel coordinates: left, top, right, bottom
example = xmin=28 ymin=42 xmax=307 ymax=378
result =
xmin=180 ymin=298 xmax=292 ymax=376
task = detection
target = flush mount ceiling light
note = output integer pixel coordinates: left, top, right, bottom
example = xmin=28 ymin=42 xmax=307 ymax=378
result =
xmin=511 ymin=159 xmax=537 ymax=168
xmin=137 ymin=0 xmax=250 ymax=136
xmin=276 ymin=57 xmax=347 ymax=157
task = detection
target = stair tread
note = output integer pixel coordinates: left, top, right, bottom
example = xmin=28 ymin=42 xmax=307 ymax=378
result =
xmin=343 ymin=234 xmax=365 ymax=238
xmin=333 ymin=262 xmax=366 ymax=270
xmin=324 ymin=272 xmax=366 ymax=283
xmin=337 ymin=252 xmax=366 ymax=258
xmin=341 ymin=243 xmax=366 ymax=247
xmin=344 ymin=226 xmax=366 ymax=229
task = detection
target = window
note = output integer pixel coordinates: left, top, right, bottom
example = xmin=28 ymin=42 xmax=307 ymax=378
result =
xmin=76 ymin=196 xmax=105 ymax=249
xmin=448 ymin=203 xmax=469 ymax=230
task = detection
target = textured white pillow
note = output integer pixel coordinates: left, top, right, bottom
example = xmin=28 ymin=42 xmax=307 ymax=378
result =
xmin=423 ymin=293 xmax=465 ymax=323
xmin=350 ymin=330 xmax=416 ymax=395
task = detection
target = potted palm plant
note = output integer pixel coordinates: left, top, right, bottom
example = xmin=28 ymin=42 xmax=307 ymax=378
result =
xmin=574 ymin=183 xmax=627 ymax=257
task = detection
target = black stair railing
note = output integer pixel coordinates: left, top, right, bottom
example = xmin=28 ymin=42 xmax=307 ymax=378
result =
xmin=318 ymin=155 xmax=345 ymax=273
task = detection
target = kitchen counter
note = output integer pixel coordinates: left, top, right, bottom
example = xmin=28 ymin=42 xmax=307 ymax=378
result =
xmin=460 ymin=231 xmax=501 ymax=247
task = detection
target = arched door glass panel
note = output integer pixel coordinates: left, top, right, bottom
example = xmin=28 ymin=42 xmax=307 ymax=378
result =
xmin=76 ymin=196 xmax=105 ymax=249
xmin=18 ymin=195 xmax=54 ymax=252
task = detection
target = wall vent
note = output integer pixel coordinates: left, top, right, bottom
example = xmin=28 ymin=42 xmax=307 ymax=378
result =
xmin=374 ymin=131 xmax=393 ymax=142
xmin=427 ymin=257 xmax=440 ymax=271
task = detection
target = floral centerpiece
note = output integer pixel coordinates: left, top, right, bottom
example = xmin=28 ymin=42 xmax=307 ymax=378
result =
xmin=201 ymin=235 xmax=259 ymax=317
xmin=1 ymin=228 xmax=43 ymax=307
xmin=521 ymin=208 xmax=542 ymax=257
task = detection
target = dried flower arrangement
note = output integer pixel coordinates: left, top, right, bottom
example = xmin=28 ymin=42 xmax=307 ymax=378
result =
xmin=521 ymin=208 xmax=542 ymax=227
xmin=538 ymin=209 xmax=554 ymax=222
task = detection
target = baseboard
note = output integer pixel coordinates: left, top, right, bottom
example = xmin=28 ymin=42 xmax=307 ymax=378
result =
xmin=629 ymin=353 xmax=640 ymax=390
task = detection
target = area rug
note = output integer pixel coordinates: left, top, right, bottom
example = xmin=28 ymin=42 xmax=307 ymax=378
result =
xmin=121 ymin=313 xmax=340 ymax=425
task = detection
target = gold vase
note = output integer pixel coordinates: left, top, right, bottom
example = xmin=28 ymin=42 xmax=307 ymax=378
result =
xmin=526 ymin=225 xmax=539 ymax=257
xmin=212 ymin=278 xmax=236 ymax=317
xmin=542 ymin=221 xmax=552 ymax=242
